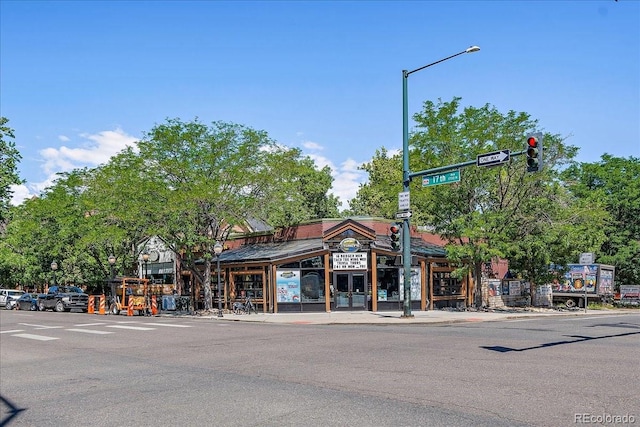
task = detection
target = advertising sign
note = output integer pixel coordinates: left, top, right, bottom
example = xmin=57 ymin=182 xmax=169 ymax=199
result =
xmin=276 ymin=270 xmax=301 ymax=303
xmin=398 ymin=267 xmax=421 ymax=301
xmin=555 ymin=265 xmax=598 ymax=293
xmin=333 ymin=252 xmax=368 ymax=270
xmin=599 ymin=268 xmax=614 ymax=295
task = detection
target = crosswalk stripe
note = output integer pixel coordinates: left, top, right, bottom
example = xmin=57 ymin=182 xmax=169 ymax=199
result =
xmin=20 ymin=323 xmax=63 ymax=329
xmin=0 ymin=330 xmax=24 ymax=334
xmin=12 ymin=333 xmax=58 ymax=341
xmin=67 ymin=328 xmax=113 ymax=335
xmin=107 ymin=325 xmax=155 ymax=331
xmin=75 ymin=323 xmax=107 ymax=327
xmin=142 ymin=323 xmax=191 ymax=328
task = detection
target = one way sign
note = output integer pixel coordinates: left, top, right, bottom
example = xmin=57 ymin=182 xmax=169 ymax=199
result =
xmin=477 ymin=150 xmax=510 ymax=167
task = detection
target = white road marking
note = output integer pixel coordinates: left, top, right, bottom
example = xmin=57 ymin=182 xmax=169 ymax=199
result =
xmin=12 ymin=333 xmax=58 ymax=341
xmin=107 ymin=325 xmax=155 ymax=331
xmin=75 ymin=323 xmax=107 ymax=327
xmin=67 ymin=328 xmax=113 ymax=335
xmin=0 ymin=329 xmax=24 ymax=334
xmin=141 ymin=323 xmax=191 ymax=328
xmin=559 ymin=315 xmax=633 ymax=321
xmin=19 ymin=323 xmax=63 ymax=329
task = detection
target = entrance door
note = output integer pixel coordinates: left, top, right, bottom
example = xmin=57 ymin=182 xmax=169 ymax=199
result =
xmin=333 ymin=272 xmax=367 ymax=310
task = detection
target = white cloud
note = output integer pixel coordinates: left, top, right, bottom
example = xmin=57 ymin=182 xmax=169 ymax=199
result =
xmin=9 ymin=184 xmax=33 ymax=206
xmin=39 ymin=128 xmax=138 ymax=176
xmin=302 ymin=140 xmax=324 ymax=151
xmin=306 ymin=153 xmax=367 ymax=211
xmin=10 ymin=128 xmax=139 ymax=206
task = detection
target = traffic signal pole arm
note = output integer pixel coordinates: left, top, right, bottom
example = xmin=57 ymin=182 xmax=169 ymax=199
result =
xmin=407 ymin=149 xmax=527 ymax=181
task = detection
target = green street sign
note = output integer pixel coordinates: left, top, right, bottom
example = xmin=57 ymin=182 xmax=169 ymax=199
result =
xmin=422 ymin=170 xmax=461 ymax=187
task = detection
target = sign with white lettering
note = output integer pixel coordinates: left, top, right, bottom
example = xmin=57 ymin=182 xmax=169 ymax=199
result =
xmin=398 ymin=192 xmax=410 ymax=210
xmin=477 ymin=150 xmax=510 ymax=167
xmin=333 ymin=252 xmax=368 ymax=270
xmin=579 ymin=253 xmax=594 ymax=265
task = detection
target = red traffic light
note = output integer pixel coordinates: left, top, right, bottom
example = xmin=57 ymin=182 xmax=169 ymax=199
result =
xmin=390 ymin=225 xmax=400 ymax=234
xmin=527 ymin=136 xmax=538 ymax=148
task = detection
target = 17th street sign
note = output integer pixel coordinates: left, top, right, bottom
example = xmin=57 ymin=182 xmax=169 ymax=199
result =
xmin=422 ymin=169 xmax=461 ymax=187
xmin=477 ymin=150 xmax=510 ymax=167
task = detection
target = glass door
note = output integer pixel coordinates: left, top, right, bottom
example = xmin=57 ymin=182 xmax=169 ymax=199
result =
xmin=333 ymin=272 xmax=367 ymax=310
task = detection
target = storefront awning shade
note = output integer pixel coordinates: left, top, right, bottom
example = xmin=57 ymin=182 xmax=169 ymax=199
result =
xmin=216 ymin=239 xmax=325 ymax=263
xmin=410 ymin=239 xmax=447 ymax=257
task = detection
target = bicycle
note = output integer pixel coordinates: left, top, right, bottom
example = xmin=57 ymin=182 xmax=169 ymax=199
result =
xmin=233 ymin=297 xmax=257 ymax=315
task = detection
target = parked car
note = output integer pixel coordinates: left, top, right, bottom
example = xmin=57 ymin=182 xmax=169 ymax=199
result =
xmin=0 ymin=289 xmax=26 ymax=310
xmin=15 ymin=292 xmax=41 ymax=311
xmin=38 ymin=286 xmax=89 ymax=312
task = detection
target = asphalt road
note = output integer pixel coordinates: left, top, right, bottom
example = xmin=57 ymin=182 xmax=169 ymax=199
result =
xmin=1 ymin=310 xmax=638 ymax=426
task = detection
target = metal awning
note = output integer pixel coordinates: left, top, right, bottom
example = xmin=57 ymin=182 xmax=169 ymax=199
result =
xmin=218 ymin=239 xmax=325 ymax=264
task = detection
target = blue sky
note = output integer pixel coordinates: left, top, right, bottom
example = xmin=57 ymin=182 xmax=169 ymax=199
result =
xmin=2 ymin=0 xmax=639 ymax=210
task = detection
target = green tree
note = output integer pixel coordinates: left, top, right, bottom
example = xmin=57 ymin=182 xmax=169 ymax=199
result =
xmin=561 ymin=155 xmax=640 ymax=287
xmin=0 ymin=117 xmax=23 ymax=225
xmin=132 ymin=118 xmax=339 ymax=310
xmin=349 ymin=98 xmax=608 ymax=306
xmin=1 ymin=117 xmax=341 ymax=301
xmin=347 ymin=147 xmax=401 ymax=218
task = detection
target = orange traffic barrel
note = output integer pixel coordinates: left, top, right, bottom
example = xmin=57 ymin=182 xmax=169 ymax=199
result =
xmin=99 ymin=294 xmax=106 ymax=315
xmin=151 ymin=295 xmax=158 ymax=316
xmin=88 ymin=296 xmax=95 ymax=314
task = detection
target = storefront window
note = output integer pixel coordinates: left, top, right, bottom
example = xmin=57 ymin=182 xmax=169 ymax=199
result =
xmin=300 ymin=270 xmax=325 ymax=302
xmin=276 ymin=255 xmax=327 ymax=304
xmin=234 ymin=273 xmax=264 ymax=299
xmin=432 ymin=271 xmax=462 ymax=296
xmin=376 ymin=255 xmax=400 ymax=301
xmin=301 ymin=256 xmax=324 ymax=268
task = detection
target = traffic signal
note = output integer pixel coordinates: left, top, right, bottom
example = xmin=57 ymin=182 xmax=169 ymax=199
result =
xmin=525 ymin=133 xmax=543 ymax=172
xmin=389 ymin=224 xmax=402 ymax=251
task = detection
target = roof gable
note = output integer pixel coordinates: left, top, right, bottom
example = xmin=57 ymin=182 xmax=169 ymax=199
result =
xmin=323 ymin=219 xmax=376 ymax=242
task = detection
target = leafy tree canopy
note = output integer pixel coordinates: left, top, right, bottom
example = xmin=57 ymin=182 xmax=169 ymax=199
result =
xmin=561 ymin=154 xmax=640 ymax=287
xmin=0 ymin=117 xmax=23 ymax=224
xmin=349 ymin=97 xmax=609 ymax=306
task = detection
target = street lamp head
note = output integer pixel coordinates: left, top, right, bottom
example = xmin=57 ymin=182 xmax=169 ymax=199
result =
xmin=142 ymin=251 xmax=149 ymax=262
xmin=466 ymin=45 xmax=481 ymax=53
xmin=51 ymin=261 xmax=58 ymax=271
xmin=108 ymin=254 xmax=116 ymax=265
xmin=214 ymin=241 xmax=223 ymax=256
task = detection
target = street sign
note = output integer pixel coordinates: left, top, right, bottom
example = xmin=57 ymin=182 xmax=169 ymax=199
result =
xmin=477 ymin=150 xmax=510 ymax=167
xmin=396 ymin=211 xmax=412 ymax=219
xmin=398 ymin=192 xmax=410 ymax=210
xmin=579 ymin=253 xmax=594 ymax=265
xmin=422 ymin=170 xmax=461 ymax=187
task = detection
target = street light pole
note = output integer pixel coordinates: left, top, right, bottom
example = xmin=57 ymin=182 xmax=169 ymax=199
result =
xmin=142 ymin=251 xmax=149 ymax=280
xmin=107 ymin=254 xmax=116 ymax=296
xmin=108 ymin=254 xmax=116 ymax=280
xmin=401 ymin=46 xmax=480 ymax=318
xmin=51 ymin=260 xmax=58 ymax=289
xmin=214 ymin=241 xmax=224 ymax=318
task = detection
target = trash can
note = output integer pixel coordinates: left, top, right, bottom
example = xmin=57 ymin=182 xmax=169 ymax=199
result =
xmin=162 ymin=295 xmax=176 ymax=311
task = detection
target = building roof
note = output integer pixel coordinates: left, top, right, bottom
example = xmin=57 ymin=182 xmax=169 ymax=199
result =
xmin=218 ymin=236 xmax=446 ymax=264
xmin=219 ymin=239 xmax=325 ymax=264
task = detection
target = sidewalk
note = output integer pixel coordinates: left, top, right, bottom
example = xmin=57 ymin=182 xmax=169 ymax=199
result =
xmin=169 ymin=307 xmax=637 ymax=325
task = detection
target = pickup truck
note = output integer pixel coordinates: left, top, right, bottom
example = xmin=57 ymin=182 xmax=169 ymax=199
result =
xmin=38 ymin=286 xmax=89 ymax=312
xmin=1 ymin=288 xmax=26 ymax=310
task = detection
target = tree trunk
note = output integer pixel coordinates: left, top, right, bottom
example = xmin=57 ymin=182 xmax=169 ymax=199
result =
xmin=203 ymin=258 xmax=212 ymax=311
xmin=473 ymin=261 xmax=483 ymax=309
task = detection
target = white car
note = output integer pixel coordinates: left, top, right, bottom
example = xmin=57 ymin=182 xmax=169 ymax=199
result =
xmin=0 ymin=289 xmax=26 ymax=310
